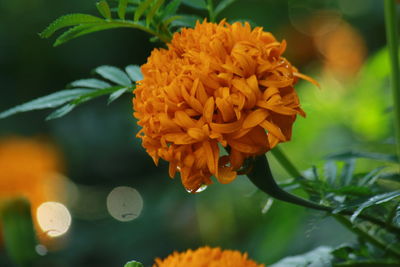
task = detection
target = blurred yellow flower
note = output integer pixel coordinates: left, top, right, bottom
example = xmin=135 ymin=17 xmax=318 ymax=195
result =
xmin=0 ymin=137 xmax=64 ymax=240
xmin=134 ymin=20 xmax=310 ymax=192
xmin=153 ymin=246 xmax=264 ymax=267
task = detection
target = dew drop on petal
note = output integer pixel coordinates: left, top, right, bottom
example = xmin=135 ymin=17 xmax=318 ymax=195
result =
xmin=186 ymin=184 xmax=208 ymax=194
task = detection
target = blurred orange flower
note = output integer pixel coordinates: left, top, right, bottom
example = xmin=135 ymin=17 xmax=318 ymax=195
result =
xmin=134 ymin=20 xmax=310 ymax=192
xmin=313 ymin=21 xmax=366 ymax=80
xmin=0 ymin=137 xmax=64 ymax=239
xmin=153 ymin=246 xmax=264 ymax=267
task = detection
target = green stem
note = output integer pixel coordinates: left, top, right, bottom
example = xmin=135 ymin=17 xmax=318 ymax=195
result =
xmin=110 ymin=20 xmax=172 ymax=43
xmin=207 ymin=0 xmax=216 ymax=22
xmin=384 ymin=0 xmax=400 ymax=163
xmin=246 ymin=154 xmax=400 ymax=235
xmin=333 ymin=215 xmax=400 ymax=259
xmin=271 ymin=146 xmax=304 ymax=179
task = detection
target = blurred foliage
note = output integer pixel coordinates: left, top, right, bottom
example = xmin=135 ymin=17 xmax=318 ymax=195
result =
xmin=0 ymin=0 xmax=398 ymax=266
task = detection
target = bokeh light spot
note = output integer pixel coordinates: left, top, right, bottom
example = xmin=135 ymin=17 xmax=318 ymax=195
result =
xmin=36 ymin=202 xmax=72 ymax=237
xmin=35 ymin=244 xmax=48 ymax=256
xmin=106 ymin=186 xmax=143 ymax=222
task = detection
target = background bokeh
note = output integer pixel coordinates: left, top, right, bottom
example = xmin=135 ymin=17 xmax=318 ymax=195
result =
xmin=0 ymin=0 xmax=395 ymax=266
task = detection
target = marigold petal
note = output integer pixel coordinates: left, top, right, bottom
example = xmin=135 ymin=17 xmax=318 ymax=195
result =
xmin=260 ymin=120 xmax=286 ymax=141
xmin=210 ymin=119 xmax=243 ymax=134
xmin=203 ymin=97 xmax=215 ymax=123
xmin=164 ymin=133 xmax=196 ymax=144
xmin=243 ymin=109 xmax=269 ymax=129
xmin=174 ymin=110 xmax=197 ymax=129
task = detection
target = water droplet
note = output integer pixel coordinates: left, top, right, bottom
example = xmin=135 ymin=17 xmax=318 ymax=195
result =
xmin=186 ymin=184 xmax=208 ymax=194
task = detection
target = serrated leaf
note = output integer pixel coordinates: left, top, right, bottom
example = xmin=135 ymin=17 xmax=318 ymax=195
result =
xmin=324 ymin=161 xmax=337 ymax=186
xmin=393 ymin=203 xmax=400 ymax=227
xmin=54 ymin=23 xmax=121 ymax=46
xmin=331 ymin=245 xmax=355 ymax=260
xmin=0 ymin=89 xmax=93 ymax=119
xmin=46 ymin=104 xmax=77 ymax=120
xmin=271 ymin=246 xmax=333 ymax=267
xmin=181 ymin=0 xmax=207 ymax=9
xmin=326 ymin=151 xmax=398 ymax=163
xmin=358 ymin=166 xmax=385 ymax=186
xmin=95 ymin=66 xmax=132 ymax=86
xmin=54 ymin=20 xmax=151 ymax=46
xmin=96 ymin=0 xmax=112 ymax=19
xmin=108 ymin=87 xmax=129 ymax=104
xmin=124 ymin=260 xmax=144 ymax=267
xmin=69 ymin=79 xmax=111 ymax=89
xmin=350 ymin=191 xmax=400 ymax=222
xmin=125 ymin=65 xmax=143 ymax=81
xmin=214 ymin=0 xmax=236 ymax=16
xmin=340 ymin=159 xmax=355 ymax=186
xmin=134 ymin=0 xmax=153 ymax=21
xmin=160 ymin=0 xmax=181 ymax=20
xmin=146 ymin=0 xmax=165 ymax=26
xmin=118 ymin=0 xmax=129 ymax=19
xmin=329 ymin=186 xmax=372 ymax=196
xmin=170 ymin=14 xmax=200 ymax=28
xmin=40 ymin=14 xmax=104 ymax=38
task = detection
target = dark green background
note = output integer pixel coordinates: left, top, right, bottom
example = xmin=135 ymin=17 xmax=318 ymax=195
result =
xmin=0 ymin=0 xmax=393 ymax=266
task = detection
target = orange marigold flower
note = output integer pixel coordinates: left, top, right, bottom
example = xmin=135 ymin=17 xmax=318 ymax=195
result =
xmin=153 ymin=246 xmax=264 ymax=267
xmin=134 ymin=20 xmax=309 ymax=192
xmin=0 ymin=137 xmax=64 ymax=239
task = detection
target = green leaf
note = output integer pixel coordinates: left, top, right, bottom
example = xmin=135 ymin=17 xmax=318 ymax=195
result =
xmin=0 ymin=89 xmax=93 ymax=119
xmin=95 ymin=66 xmax=132 ymax=86
xmin=146 ymin=0 xmax=165 ymax=26
xmin=69 ymin=78 xmax=111 ymax=89
xmin=170 ymin=14 xmax=200 ymax=28
xmin=326 ymin=151 xmax=398 ymax=163
xmin=96 ymin=0 xmax=112 ymax=19
xmin=47 ymin=86 xmax=125 ymax=119
xmin=214 ymin=0 xmax=235 ymax=16
xmin=324 ymin=161 xmax=337 ymax=186
xmin=134 ymin=0 xmax=153 ymax=21
xmin=118 ymin=0 xmax=129 ymax=19
xmin=125 ymin=65 xmax=143 ymax=81
xmin=271 ymin=246 xmax=333 ymax=267
xmin=331 ymin=245 xmax=355 ymax=260
xmin=53 ymin=20 xmax=154 ymax=46
xmin=1 ymin=199 xmax=38 ymax=266
xmin=393 ymin=203 xmax=400 ymax=227
xmin=358 ymin=166 xmax=385 ymax=186
xmin=46 ymin=103 xmax=77 ymax=120
xmin=160 ymin=0 xmax=181 ymax=20
xmin=108 ymin=87 xmax=129 ymax=104
xmin=40 ymin=14 xmax=105 ymax=38
xmin=340 ymin=159 xmax=356 ymax=186
xmin=329 ymin=186 xmax=372 ymax=197
xmin=181 ymin=0 xmax=207 ymax=9
xmin=124 ymin=260 xmax=144 ymax=267
xmin=54 ymin=23 xmax=122 ymax=46
xmin=350 ymin=191 xmax=400 ymax=222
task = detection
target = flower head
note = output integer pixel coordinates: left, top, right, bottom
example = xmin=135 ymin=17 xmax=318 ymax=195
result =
xmin=153 ymin=246 xmax=264 ymax=267
xmin=134 ymin=20 xmax=310 ymax=191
